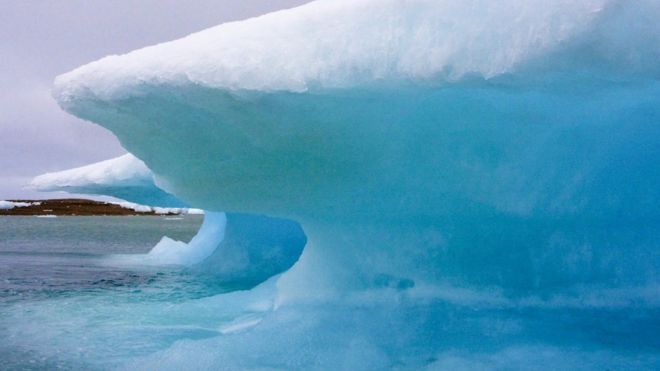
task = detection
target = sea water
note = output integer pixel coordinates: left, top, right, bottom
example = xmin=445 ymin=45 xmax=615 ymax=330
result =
xmin=0 ymin=216 xmax=231 ymax=369
xmin=0 ymin=216 xmax=658 ymax=370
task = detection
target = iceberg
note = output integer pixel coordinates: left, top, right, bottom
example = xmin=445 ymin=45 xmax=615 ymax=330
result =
xmin=53 ymin=0 xmax=660 ymax=294
xmin=33 ymin=0 xmax=660 ymax=368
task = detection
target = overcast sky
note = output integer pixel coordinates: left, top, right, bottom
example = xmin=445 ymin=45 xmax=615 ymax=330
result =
xmin=0 ymin=0 xmax=310 ymax=199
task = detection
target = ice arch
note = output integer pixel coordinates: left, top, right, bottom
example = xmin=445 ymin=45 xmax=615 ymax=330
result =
xmin=31 ymin=155 xmax=306 ymax=286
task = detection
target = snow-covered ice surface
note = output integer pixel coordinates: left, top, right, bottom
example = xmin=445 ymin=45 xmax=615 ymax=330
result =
xmin=10 ymin=0 xmax=660 ymax=369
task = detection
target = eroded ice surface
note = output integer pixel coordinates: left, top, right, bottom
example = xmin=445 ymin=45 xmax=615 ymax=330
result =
xmin=15 ymin=0 xmax=660 ymax=369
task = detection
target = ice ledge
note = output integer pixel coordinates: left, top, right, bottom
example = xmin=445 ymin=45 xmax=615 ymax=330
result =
xmin=52 ymin=0 xmax=613 ymax=102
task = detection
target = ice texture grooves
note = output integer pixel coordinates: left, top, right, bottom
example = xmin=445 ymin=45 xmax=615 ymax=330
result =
xmin=39 ymin=0 xmax=660 ymax=369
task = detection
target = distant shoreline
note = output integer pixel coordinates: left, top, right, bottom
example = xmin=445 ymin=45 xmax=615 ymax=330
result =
xmin=0 ymin=199 xmax=188 ymax=216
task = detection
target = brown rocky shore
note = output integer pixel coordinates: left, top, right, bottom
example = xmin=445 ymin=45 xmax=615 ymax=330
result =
xmin=0 ymin=199 xmax=181 ymax=216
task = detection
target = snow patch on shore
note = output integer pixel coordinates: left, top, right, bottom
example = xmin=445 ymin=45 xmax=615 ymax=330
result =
xmin=0 ymin=201 xmax=41 ymax=209
xmin=113 ymin=201 xmax=204 ymax=215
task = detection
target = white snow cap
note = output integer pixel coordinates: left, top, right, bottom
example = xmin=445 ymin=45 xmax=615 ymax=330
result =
xmin=31 ymin=154 xmax=152 ymax=191
xmin=53 ymin=0 xmax=608 ymax=101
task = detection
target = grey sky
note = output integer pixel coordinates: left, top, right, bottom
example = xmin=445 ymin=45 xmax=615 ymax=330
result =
xmin=0 ymin=0 xmax=310 ymax=199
